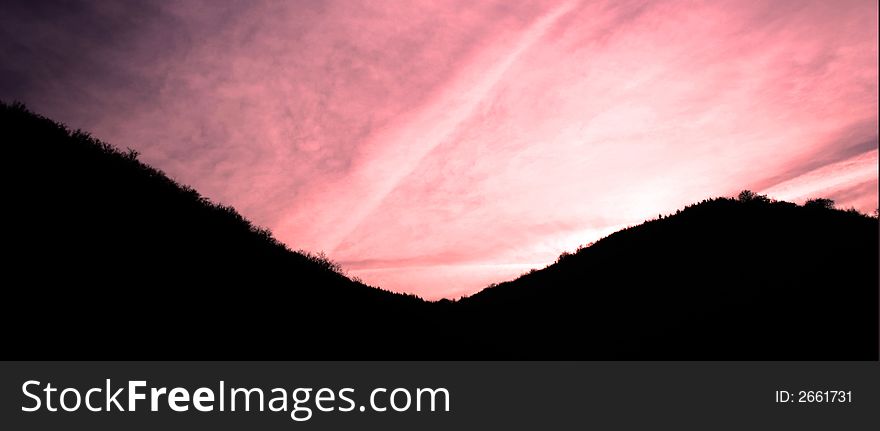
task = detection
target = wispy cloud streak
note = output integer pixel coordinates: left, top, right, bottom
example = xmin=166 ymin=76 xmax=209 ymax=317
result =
xmin=1 ymin=0 xmax=876 ymax=298
xmin=278 ymin=1 xmax=579 ymax=253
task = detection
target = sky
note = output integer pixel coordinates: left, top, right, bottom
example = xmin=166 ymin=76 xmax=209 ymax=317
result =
xmin=1 ymin=0 xmax=877 ymax=299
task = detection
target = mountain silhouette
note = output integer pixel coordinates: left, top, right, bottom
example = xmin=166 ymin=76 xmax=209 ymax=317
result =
xmin=3 ymin=101 xmax=436 ymax=358
xmin=456 ymin=194 xmax=878 ymax=359
xmin=3 ymin=101 xmax=877 ymax=359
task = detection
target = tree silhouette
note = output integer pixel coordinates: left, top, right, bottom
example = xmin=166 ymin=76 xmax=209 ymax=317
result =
xmin=738 ymin=189 xmax=770 ymax=203
xmin=804 ymin=198 xmax=835 ymax=209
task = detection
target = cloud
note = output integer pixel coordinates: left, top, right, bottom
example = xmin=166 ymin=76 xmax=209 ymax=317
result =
xmin=273 ymin=0 xmax=579 ymax=253
xmin=1 ymin=0 xmax=876 ymax=298
xmin=762 ymin=148 xmax=878 ymax=208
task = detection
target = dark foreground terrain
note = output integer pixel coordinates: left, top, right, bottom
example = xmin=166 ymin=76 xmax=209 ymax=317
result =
xmin=3 ymin=102 xmax=877 ymax=359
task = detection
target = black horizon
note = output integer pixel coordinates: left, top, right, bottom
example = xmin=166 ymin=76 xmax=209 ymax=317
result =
xmin=3 ymin=101 xmax=878 ymax=360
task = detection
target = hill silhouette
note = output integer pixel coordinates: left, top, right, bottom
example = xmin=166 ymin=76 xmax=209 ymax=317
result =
xmin=3 ymin=101 xmax=877 ymax=359
xmin=456 ymin=194 xmax=878 ymax=359
xmin=3 ymin=101 xmax=437 ymax=358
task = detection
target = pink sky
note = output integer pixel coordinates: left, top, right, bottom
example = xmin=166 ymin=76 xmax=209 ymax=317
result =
xmin=2 ymin=0 xmax=877 ymax=299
